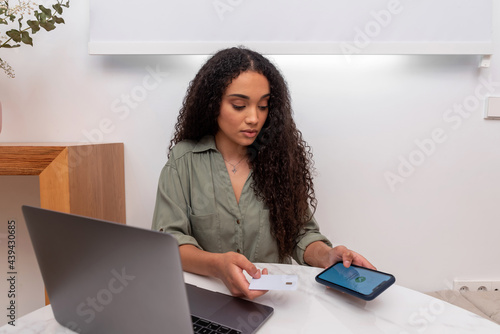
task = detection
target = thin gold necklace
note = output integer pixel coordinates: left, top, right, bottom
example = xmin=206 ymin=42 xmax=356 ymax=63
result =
xmin=223 ymin=156 xmax=246 ymax=174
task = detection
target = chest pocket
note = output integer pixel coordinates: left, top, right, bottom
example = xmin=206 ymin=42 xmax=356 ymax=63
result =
xmin=189 ymin=211 xmax=222 ymax=253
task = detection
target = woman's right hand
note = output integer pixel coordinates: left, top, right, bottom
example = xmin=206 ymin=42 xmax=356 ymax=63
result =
xmin=179 ymin=245 xmax=268 ymax=300
xmin=214 ymin=251 xmax=269 ymax=300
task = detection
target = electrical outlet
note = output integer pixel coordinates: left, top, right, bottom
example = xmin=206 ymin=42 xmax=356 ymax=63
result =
xmin=454 ymin=280 xmax=500 ymax=292
xmin=453 ymin=280 xmax=492 ymax=292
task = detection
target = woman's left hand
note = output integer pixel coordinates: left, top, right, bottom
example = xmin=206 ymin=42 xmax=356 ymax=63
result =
xmin=326 ymin=245 xmax=376 ymax=270
xmin=304 ymin=241 xmax=376 ymax=269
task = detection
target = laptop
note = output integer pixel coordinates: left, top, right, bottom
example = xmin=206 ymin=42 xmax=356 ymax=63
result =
xmin=22 ymin=205 xmax=273 ymax=334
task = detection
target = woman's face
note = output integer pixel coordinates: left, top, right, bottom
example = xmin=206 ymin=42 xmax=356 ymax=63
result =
xmin=215 ymin=71 xmax=270 ymax=150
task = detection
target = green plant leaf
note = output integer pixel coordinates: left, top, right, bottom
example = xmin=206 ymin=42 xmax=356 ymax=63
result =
xmin=34 ymin=10 xmax=46 ymax=23
xmin=53 ymin=16 xmax=65 ymax=24
xmin=53 ymin=3 xmax=63 ymax=14
xmin=6 ymin=29 xmax=21 ymax=42
xmin=39 ymin=5 xmax=51 ymax=17
xmin=21 ymin=31 xmax=33 ymax=46
xmin=40 ymin=20 xmax=56 ymax=31
xmin=1 ymin=44 xmax=21 ymax=48
xmin=27 ymin=20 xmax=40 ymax=33
xmin=38 ymin=11 xmax=47 ymax=23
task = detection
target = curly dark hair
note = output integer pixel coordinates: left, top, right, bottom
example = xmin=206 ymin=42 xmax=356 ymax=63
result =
xmin=170 ymin=46 xmax=317 ymax=262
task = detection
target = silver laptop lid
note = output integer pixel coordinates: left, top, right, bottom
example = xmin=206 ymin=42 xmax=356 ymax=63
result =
xmin=22 ymin=205 xmax=193 ymax=334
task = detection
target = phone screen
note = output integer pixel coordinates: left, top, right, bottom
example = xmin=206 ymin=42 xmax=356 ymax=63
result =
xmin=317 ymin=263 xmax=392 ymax=296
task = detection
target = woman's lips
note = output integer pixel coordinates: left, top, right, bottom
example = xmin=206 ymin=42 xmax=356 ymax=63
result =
xmin=242 ymin=129 xmax=258 ymax=138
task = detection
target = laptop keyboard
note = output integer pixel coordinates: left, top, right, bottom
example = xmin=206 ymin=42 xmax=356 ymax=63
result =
xmin=191 ymin=315 xmax=242 ymax=334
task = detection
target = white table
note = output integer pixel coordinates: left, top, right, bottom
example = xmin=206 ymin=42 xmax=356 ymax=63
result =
xmin=1 ymin=263 xmax=499 ymax=333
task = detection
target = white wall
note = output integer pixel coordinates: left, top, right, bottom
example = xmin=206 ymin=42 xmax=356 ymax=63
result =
xmin=0 ymin=177 xmax=43 ymax=325
xmin=0 ymin=0 xmax=499 ymax=298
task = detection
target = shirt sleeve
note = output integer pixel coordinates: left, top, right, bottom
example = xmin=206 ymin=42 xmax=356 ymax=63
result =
xmin=292 ymin=212 xmax=332 ymax=265
xmin=151 ymin=159 xmax=202 ymax=249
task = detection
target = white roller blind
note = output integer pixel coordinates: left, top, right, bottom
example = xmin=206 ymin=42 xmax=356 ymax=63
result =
xmin=89 ymin=0 xmax=493 ymax=55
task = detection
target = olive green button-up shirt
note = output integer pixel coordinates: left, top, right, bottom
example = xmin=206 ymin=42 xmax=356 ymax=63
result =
xmin=152 ymin=136 xmax=331 ymax=264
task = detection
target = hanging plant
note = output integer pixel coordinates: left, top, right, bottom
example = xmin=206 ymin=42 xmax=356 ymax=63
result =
xmin=0 ymin=0 xmax=70 ymax=78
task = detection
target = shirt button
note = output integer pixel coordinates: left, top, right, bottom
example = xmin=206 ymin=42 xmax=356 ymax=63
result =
xmin=236 ymin=219 xmax=240 ymax=224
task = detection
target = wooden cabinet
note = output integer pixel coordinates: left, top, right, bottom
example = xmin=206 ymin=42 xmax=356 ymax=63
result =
xmin=0 ymin=143 xmax=126 ymax=224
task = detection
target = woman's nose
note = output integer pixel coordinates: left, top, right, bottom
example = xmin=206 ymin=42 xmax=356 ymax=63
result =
xmin=245 ymin=106 xmax=259 ymax=124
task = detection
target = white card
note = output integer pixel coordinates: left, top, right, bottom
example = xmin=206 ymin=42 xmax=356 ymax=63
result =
xmin=249 ymin=275 xmax=298 ymax=290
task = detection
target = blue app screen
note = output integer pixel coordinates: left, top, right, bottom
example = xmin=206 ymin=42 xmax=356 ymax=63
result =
xmin=318 ymin=264 xmax=391 ymax=295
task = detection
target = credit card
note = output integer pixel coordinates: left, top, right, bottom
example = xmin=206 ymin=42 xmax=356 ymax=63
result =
xmin=249 ymin=275 xmax=298 ymax=290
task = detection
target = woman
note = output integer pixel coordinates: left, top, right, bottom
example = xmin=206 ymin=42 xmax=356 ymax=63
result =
xmin=152 ymin=47 xmax=374 ymax=300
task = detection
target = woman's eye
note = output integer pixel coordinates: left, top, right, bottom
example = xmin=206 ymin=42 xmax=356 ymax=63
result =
xmin=258 ymin=105 xmax=269 ymax=111
xmin=232 ymin=105 xmax=245 ymax=110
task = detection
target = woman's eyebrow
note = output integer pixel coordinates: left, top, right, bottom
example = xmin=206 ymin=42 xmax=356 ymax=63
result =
xmin=227 ymin=93 xmax=271 ymax=99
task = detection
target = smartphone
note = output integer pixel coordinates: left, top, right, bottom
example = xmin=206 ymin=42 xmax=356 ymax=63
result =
xmin=315 ymin=262 xmax=395 ymax=301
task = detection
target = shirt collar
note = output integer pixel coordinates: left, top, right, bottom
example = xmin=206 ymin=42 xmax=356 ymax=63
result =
xmin=192 ymin=135 xmax=217 ymax=153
